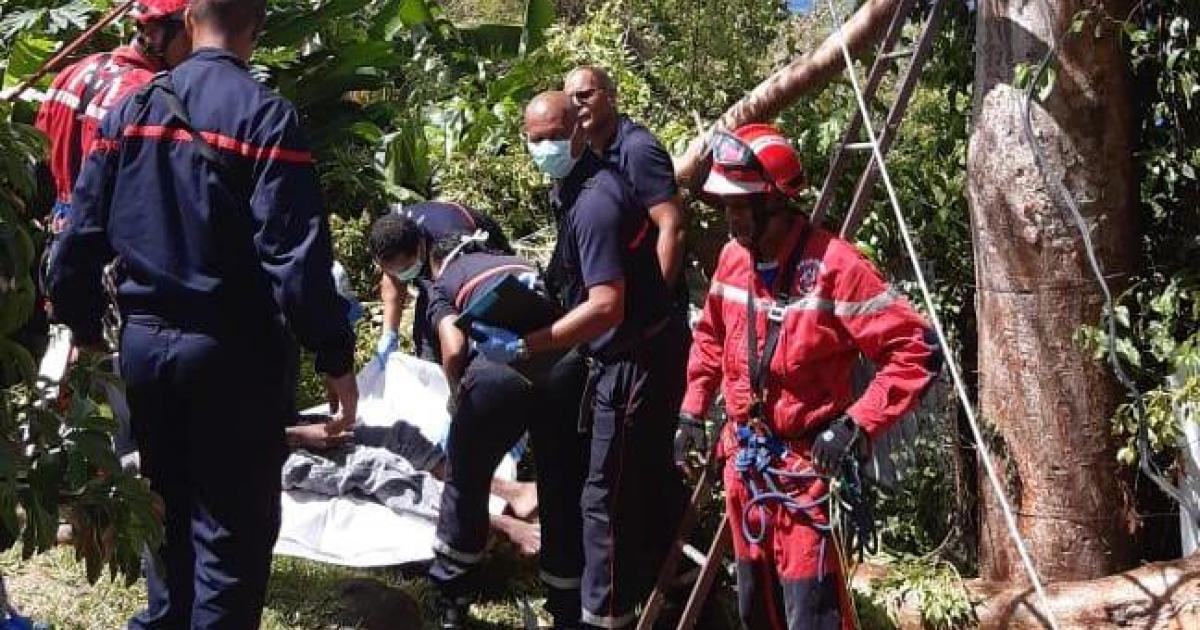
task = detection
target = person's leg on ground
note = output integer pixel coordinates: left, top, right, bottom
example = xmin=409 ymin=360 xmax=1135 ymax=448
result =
xmin=428 ymin=358 xmax=529 ymax=626
xmin=530 ymin=351 xmax=587 ymax=628
xmin=724 ymin=459 xmax=789 ymax=630
xmin=580 ymin=358 xmax=651 ymax=629
xmin=772 ymin=451 xmax=844 ymax=630
xmin=175 ymin=327 xmax=290 ymax=629
xmin=123 ymin=320 xmax=195 ymax=630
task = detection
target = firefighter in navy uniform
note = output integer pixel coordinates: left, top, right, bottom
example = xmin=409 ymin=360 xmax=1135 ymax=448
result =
xmin=677 ymin=124 xmax=941 ymax=629
xmin=47 ymin=1 xmax=358 ymax=627
xmin=372 ymin=201 xmax=511 ymax=365
xmin=467 ymin=91 xmax=687 ymax=629
xmin=419 ymin=235 xmax=587 ymax=629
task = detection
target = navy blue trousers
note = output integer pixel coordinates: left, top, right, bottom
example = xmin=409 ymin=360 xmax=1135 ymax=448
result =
xmin=121 ymin=315 xmax=292 ymax=630
xmin=580 ymin=320 xmax=689 ymax=629
xmin=429 ymin=351 xmax=587 ymax=626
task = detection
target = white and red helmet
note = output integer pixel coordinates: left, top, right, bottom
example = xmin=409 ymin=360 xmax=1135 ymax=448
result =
xmin=130 ymin=0 xmax=188 ymax=23
xmin=703 ymin=123 xmax=807 ymax=198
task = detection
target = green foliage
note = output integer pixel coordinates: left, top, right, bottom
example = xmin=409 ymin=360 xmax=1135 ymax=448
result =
xmin=868 ymin=556 xmax=975 ymax=630
xmin=1077 ymin=2 xmax=1200 ymax=465
xmin=1 ymin=358 xmax=163 ymax=585
xmin=0 ymin=8 xmax=159 ymax=586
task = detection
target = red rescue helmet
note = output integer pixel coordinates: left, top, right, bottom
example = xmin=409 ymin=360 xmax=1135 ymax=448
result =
xmin=703 ymin=123 xmax=807 ymax=198
xmin=131 ymin=0 xmax=188 ymax=23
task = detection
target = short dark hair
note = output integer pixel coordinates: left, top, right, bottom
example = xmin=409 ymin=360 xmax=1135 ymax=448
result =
xmin=570 ymin=65 xmax=616 ymax=94
xmin=188 ymin=0 xmax=266 ymax=35
xmin=368 ymin=214 xmax=422 ymax=262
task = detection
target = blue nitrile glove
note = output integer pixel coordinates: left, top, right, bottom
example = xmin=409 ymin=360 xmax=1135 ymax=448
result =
xmin=375 ymin=329 xmax=399 ymax=366
xmin=470 ymin=322 xmax=526 ymax=364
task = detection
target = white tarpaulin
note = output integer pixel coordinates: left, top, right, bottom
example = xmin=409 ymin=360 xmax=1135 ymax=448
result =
xmin=274 ymin=353 xmax=517 ymax=567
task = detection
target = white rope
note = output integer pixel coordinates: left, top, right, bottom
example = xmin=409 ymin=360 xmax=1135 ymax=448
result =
xmin=823 ymin=1 xmax=1060 ymax=626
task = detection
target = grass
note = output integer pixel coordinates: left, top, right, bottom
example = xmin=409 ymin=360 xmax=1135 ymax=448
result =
xmin=0 ymin=545 xmax=548 ymax=629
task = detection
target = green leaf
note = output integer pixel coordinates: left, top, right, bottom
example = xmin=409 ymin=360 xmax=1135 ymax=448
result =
xmin=1117 ymin=337 xmax=1142 ymax=368
xmin=1038 ymin=66 xmax=1057 ymax=102
xmin=261 ymin=0 xmax=374 ymax=48
xmin=376 ymin=0 xmax=436 ymax=40
xmin=2 ymin=34 xmax=59 ymax=93
xmin=1013 ymin=63 xmax=1030 ymax=90
xmin=520 ymin=0 xmax=555 ymax=56
xmin=459 ymin=23 xmax=524 ymax=58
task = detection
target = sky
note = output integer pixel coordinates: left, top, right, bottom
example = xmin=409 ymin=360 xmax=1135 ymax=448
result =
xmin=788 ymin=0 xmax=815 ymax=13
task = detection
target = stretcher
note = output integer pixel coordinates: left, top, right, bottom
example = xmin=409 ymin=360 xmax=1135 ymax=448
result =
xmin=275 ymin=353 xmax=519 ymax=567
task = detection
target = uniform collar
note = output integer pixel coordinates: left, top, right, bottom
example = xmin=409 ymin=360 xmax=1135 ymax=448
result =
xmin=111 ymin=44 xmax=163 ymax=73
xmin=186 ymin=47 xmax=249 ymax=69
xmin=551 ymin=150 xmax=603 ymax=216
xmin=599 ymin=114 xmax=631 ymax=160
xmin=741 ymin=215 xmax=809 ymax=294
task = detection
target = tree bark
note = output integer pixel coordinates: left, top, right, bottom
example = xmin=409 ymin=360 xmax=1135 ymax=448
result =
xmin=673 ymin=0 xmax=903 ymax=190
xmin=967 ymin=0 xmax=1137 ymax=583
xmin=855 ymin=554 xmax=1200 ymax=629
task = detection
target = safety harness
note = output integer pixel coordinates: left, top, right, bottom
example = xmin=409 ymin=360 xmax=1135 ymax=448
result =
xmin=732 ymin=222 xmax=877 ymax=577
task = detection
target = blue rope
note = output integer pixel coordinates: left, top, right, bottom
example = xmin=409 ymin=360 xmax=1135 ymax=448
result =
xmin=731 ymin=424 xmax=878 ymax=572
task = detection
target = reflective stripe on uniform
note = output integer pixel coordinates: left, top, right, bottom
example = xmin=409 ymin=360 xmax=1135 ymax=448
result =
xmin=834 ymin=287 xmax=900 ymax=317
xmin=581 ymin=608 xmax=637 ymax=629
xmin=120 ymin=124 xmax=314 ymax=164
xmin=539 ymin=570 xmax=581 ymax=590
xmin=43 ymin=88 xmax=81 ymax=110
xmin=432 ymin=539 xmax=484 ymax=565
xmin=708 ymin=280 xmax=898 ymax=318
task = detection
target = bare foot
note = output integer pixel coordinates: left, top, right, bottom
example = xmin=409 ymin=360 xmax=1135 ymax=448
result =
xmin=490 ymin=478 xmax=539 ymax=520
xmin=489 ymin=515 xmax=541 ymax=556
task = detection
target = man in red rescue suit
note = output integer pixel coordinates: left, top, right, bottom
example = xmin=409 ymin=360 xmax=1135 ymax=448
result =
xmin=35 ymin=0 xmax=192 ymax=239
xmin=675 ymin=124 xmax=941 ymax=629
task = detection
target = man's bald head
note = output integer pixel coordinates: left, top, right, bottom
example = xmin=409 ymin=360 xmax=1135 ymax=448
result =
xmin=524 ymin=91 xmax=579 ymax=143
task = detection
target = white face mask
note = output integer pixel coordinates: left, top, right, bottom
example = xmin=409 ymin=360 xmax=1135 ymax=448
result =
xmin=528 ymin=128 xmax=581 ymax=179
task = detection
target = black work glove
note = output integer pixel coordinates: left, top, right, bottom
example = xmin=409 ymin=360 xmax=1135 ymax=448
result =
xmin=673 ymin=413 xmax=708 ymax=469
xmin=811 ymin=415 xmax=862 ymax=473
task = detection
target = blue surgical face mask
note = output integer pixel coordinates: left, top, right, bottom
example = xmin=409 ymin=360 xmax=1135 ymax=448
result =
xmin=388 ymin=259 xmax=423 ymax=282
xmin=528 ymin=136 xmax=580 ymax=179
xmin=386 ymin=243 xmax=425 ymax=282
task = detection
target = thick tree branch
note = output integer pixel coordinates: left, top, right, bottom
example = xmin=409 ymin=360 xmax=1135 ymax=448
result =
xmin=673 ymin=0 xmax=902 ymax=189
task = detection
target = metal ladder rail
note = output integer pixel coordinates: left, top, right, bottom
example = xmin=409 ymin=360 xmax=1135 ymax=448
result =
xmin=840 ymin=0 xmax=947 ymax=238
xmin=810 ymin=0 xmax=919 ymax=228
xmin=636 ymin=2 xmax=948 ymax=628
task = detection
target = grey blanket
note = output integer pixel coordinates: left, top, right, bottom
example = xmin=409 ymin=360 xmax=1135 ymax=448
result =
xmin=282 ymin=445 xmax=442 ymax=522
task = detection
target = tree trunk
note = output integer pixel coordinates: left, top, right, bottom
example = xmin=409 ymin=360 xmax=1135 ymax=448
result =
xmin=967 ymin=0 xmax=1137 ymax=583
xmin=855 ymin=554 xmax=1200 ymax=629
xmin=673 ymin=0 xmax=903 ymax=189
